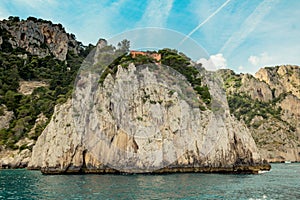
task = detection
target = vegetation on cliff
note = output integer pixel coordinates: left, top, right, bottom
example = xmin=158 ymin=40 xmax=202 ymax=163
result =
xmin=220 ymin=68 xmax=299 ymax=162
xmin=0 ymin=16 xmax=211 ymax=151
xmin=0 ymin=17 xmax=93 ymax=150
xmin=159 ymin=49 xmax=211 ymax=106
xmin=98 ymin=46 xmax=211 ymax=107
xmin=227 ymin=93 xmax=282 ymax=126
xmin=220 ymin=69 xmax=297 ymax=130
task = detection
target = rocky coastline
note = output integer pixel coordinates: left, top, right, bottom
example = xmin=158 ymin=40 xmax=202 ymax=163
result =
xmin=0 ymin=17 xmax=298 ymax=174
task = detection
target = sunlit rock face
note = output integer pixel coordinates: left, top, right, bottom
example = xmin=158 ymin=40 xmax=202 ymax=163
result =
xmin=219 ymin=65 xmax=300 ymax=163
xmin=28 ymin=61 xmax=270 ymax=174
xmin=0 ymin=18 xmax=80 ymax=60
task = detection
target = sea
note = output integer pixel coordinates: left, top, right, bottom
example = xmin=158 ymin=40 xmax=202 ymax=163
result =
xmin=0 ymin=163 xmax=299 ymax=200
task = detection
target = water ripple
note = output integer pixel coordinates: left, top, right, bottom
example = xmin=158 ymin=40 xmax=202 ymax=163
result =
xmin=0 ymin=164 xmax=299 ymax=199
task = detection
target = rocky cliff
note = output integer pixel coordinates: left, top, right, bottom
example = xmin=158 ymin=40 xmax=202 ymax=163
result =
xmin=1 ymin=17 xmax=298 ymax=172
xmin=0 ymin=105 xmax=13 ymax=130
xmin=219 ymin=65 xmax=300 ymax=162
xmin=0 ymin=16 xmax=81 ymax=60
xmin=27 ymin=46 xmax=270 ymax=174
xmin=0 ymin=17 xmax=88 ymax=169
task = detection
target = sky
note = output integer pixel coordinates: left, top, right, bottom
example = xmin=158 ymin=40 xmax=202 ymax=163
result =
xmin=0 ymin=0 xmax=300 ymax=74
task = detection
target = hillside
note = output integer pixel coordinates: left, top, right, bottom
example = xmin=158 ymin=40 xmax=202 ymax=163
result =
xmin=219 ymin=66 xmax=300 ymax=162
xmin=0 ymin=16 xmax=93 ymax=167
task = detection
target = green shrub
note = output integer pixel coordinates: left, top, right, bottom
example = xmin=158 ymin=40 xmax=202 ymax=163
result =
xmin=0 ymin=107 xmax=4 ymax=116
xmin=150 ymin=100 xmax=157 ymax=104
xmin=19 ymin=144 xmax=28 ymax=151
xmin=8 ymin=16 xmax=20 ymax=22
xmin=194 ymin=85 xmax=211 ymax=105
xmin=159 ymin=48 xmax=211 ymax=107
xmin=227 ymin=93 xmax=282 ymax=127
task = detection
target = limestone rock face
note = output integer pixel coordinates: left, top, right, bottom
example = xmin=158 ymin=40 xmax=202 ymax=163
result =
xmin=220 ymin=66 xmax=300 ymax=163
xmin=0 ymin=149 xmax=31 ymax=168
xmin=0 ymin=138 xmax=34 ymax=169
xmin=0 ymin=105 xmax=14 ymax=130
xmin=256 ymin=93 xmax=300 ymax=162
xmin=18 ymin=81 xmax=48 ymax=95
xmin=239 ymin=74 xmax=273 ymax=102
xmin=28 ymin=99 xmax=86 ymax=172
xmin=255 ymin=65 xmax=300 ymax=98
xmin=28 ymin=63 xmax=269 ymax=174
xmin=0 ymin=18 xmax=80 ymax=60
xmin=218 ymin=69 xmax=273 ymax=102
xmin=0 ymin=111 xmax=43 ymax=168
xmin=279 ymin=94 xmax=300 ymax=127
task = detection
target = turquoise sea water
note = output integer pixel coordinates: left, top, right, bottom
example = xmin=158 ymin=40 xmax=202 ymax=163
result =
xmin=0 ymin=163 xmax=299 ymax=200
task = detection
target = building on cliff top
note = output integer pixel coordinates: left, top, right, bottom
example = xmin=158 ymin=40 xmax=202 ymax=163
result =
xmin=130 ymin=50 xmax=161 ymax=63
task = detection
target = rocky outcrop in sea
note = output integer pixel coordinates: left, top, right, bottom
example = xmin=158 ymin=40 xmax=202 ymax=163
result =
xmin=28 ymin=44 xmax=270 ymax=174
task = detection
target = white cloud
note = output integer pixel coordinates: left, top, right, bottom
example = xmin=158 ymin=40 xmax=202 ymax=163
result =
xmin=136 ymin=0 xmax=174 ymax=27
xmin=197 ymin=53 xmax=227 ymax=70
xmin=248 ymin=56 xmax=259 ymax=66
xmin=248 ymin=52 xmax=272 ymax=66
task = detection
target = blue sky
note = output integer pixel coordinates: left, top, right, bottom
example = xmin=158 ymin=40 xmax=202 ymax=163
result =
xmin=0 ymin=0 xmax=299 ymax=74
